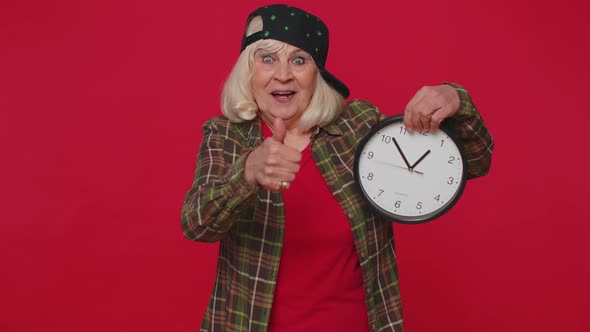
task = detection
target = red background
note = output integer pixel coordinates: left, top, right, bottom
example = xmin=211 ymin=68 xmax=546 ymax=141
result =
xmin=1 ymin=0 xmax=589 ymax=331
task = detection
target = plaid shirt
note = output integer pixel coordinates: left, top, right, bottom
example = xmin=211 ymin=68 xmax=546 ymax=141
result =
xmin=181 ymin=86 xmax=493 ymax=332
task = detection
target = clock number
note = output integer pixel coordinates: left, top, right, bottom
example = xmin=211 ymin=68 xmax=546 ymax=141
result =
xmin=367 ymin=151 xmax=374 ymax=159
xmin=367 ymin=173 xmax=374 ymax=181
xmin=394 ymin=200 xmax=401 ymax=208
xmin=399 ymin=127 xmax=407 ymax=135
xmin=447 ymin=177 xmax=454 ymax=185
xmin=420 ymin=131 xmax=428 ymax=136
xmin=416 ymin=202 xmax=423 ymax=210
xmin=434 ymin=195 xmax=440 ymax=202
xmin=440 ymin=139 xmax=445 ymax=147
xmin=381 ymin=135 xmax=392 ymax=143
xmin=378 ymin=189 xmax=384 ymax=197
xmin=448 ymin=156 xmax=455 ymax=164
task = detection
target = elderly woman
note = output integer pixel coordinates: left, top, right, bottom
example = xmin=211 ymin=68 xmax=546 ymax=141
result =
xmin=181 ymin=4 xmax=493 ymax=332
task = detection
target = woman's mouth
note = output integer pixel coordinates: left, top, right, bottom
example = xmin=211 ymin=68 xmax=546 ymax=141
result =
xmin=271 ymin=91 xmax=296 ymax=102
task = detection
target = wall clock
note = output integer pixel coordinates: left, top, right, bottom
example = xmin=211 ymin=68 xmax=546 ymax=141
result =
xmin=354 ymin=115 xmax=467 ymax=224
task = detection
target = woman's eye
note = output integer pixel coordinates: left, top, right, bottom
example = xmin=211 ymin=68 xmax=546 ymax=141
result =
xmin=262 ymin=56 xmax=273 ymax=63
xmin=292 ymin=57 xmax=305 ymax=65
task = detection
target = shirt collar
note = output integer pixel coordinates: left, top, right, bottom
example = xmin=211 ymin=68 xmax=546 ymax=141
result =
xmin=231 ymin=112 xmax=346 ymax=142
xmin=231 ymin=117 xmax=263 ymax=144
xmin=317 ymin=120 xmax=344 ymax=137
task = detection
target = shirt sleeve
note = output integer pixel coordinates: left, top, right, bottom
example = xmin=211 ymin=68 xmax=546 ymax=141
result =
xmin=443 ymin=82 xmax=494 ymax=179
xmin=180 ymin=118 xmax=258 ymax=242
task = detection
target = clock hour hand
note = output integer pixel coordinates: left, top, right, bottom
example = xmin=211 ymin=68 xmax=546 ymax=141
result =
xmin=410 ymin=150 xmax=431 ymax=170
xmin=392 ymin=137 xmax=412 ymax=170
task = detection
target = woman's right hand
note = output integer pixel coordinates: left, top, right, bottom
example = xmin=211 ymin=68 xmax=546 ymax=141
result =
xmin=244 ymin=118 xmax=302 ymax=191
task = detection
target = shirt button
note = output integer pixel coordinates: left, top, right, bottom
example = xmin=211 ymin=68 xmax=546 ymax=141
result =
xmin=347 ymin=212 xmax=354 ymax=218
xmin=360 ymin=250 xmax=367 ymax=259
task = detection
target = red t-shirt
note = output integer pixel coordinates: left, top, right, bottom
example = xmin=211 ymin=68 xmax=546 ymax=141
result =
xmin=263 ymin=123 xmax=369 ymax=331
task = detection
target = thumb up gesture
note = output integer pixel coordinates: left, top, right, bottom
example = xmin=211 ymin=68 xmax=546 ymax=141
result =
xmin=244 ymin=118 xmax=302 ymax=191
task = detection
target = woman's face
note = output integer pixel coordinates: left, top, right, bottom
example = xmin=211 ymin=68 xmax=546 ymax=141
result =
xmin=251 ymin=42 xmax=317 ymax=128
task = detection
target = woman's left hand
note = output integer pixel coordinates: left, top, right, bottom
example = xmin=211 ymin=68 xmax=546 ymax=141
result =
xmin=403 ymin=84 xmax=461 ymax=133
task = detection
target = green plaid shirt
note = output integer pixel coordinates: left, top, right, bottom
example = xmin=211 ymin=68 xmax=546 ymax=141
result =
xmin=181 ymin=86 xmax=493 ymax=332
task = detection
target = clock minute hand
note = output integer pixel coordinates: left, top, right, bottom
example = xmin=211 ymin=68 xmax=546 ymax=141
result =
xmin=410 ymin=150 xmax=431 ymax=170
xmin=392 ymin=137 xmax=412 ymax=170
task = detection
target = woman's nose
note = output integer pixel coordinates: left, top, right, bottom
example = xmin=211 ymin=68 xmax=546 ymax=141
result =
xmin=273 ymin=62 xmax=293 ymax=82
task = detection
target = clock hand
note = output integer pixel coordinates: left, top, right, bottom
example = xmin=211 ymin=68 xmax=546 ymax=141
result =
xmin=410 ymin=150 xmax=431 ymax=170
xmin=392 ymin=137 xmax=412 ymax=170
xmin=373 ymin=159 xmax=424 ymax=175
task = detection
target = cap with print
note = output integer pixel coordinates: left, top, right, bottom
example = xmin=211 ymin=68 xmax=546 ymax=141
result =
xmin=241 ymin=4 xmax=350 ymax=98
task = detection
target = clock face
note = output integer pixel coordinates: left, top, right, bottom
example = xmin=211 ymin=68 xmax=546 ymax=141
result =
xmin=354 ymin=116 xmax=467 ymax=223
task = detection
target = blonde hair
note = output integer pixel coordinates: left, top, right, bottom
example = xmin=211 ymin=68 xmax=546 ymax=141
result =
xmin=220 ymin=17 xmax=344 ymax=132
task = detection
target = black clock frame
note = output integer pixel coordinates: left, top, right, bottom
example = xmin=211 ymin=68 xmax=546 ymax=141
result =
xmin=353 ymin=115 xmax=468 ymax=224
